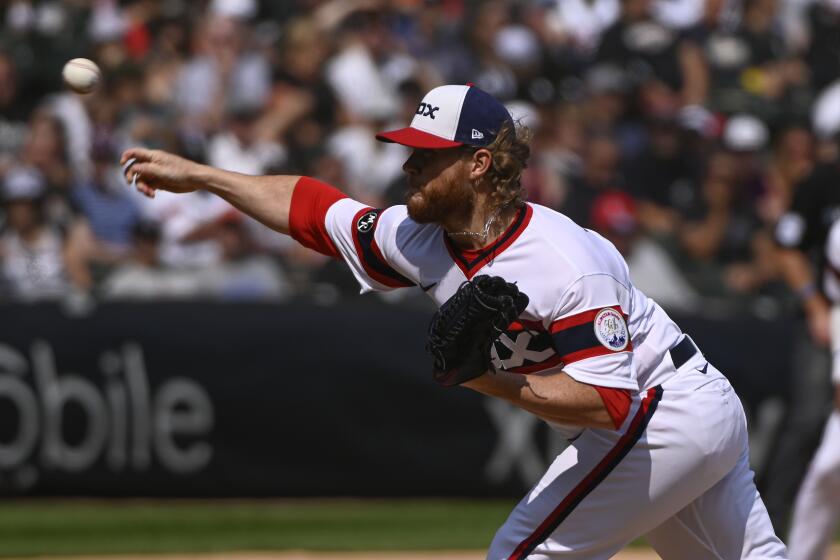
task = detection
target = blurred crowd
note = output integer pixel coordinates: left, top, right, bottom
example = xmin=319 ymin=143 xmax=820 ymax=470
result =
xmin=0 ymin=0 xmax=838 ymax=307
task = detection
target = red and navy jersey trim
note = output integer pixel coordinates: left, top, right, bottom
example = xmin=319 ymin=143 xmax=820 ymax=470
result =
xmin=507 ymin=386 xmax=663 ymax=560
xmin=351 ymin=207 xmax=414 ymax=289
xmin=444 ymin=204 xmax=533 ymax=279
xmin=550 ymin=306 xmax=632 ymax=365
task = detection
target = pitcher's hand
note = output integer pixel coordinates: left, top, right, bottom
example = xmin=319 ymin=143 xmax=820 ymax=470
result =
xmin=120 ymin=148 xmax=203 ymax=198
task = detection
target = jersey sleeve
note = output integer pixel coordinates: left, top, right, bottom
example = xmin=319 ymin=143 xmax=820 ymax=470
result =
xmin=288 ymin=176 xmax=349 ymax=257
xmin=287 ymin=176 xmax=415 ymax=292
xmin=549 ymin=275 xmax=639 ymax=392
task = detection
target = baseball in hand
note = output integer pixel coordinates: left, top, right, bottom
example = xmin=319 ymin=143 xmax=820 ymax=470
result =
xmin=62 ymin=58 xmax=100 ymax=94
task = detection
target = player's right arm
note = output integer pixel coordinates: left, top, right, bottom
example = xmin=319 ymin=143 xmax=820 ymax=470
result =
xmin=121 ymin=148 xmax=299 ymax=235
xmin=120 ymin=147 xmax=415 ymax=292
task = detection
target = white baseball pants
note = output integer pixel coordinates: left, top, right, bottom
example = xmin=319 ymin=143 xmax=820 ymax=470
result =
xmin=487 ymin=353 xmax=788 ymax=559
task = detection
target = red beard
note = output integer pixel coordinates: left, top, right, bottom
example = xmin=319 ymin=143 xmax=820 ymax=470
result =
xmin=405 ymin=176 xmax=475 ymax=225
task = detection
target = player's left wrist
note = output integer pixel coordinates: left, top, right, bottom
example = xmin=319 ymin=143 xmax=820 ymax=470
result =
xmin=461 ymin=369 xmax=494 ymax=389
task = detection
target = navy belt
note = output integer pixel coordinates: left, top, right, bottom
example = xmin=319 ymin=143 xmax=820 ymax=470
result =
xmin=669 ymin=336 xmax=698 ymax=369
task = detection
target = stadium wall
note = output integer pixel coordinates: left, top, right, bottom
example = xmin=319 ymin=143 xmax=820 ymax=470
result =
xmin=0 ymin=301 xmax=794 ymax=497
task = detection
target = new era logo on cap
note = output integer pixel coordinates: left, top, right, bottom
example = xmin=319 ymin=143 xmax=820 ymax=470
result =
xmin=376 ymin=84 xmax=512 ymax=149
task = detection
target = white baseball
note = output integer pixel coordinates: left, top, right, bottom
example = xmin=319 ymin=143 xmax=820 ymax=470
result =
xmin=62 ymin=58 xmax=100 ymax=94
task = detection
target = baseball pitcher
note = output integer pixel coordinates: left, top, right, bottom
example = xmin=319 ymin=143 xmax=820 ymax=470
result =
xmin=121 ymin=84 xmax=787 ymax=559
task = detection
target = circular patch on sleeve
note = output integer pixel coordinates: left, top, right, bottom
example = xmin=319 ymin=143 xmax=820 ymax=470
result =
xmin=593 ymin=308 xmax=629 ymax=351
xmin=356 ymin=211 xmax=378 ymax=232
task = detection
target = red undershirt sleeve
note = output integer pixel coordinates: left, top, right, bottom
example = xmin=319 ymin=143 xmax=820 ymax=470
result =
xmin=592 ymin=385 xmax=632 ymax=430
xmin=288 ymin=176 xmax=349 ymax=258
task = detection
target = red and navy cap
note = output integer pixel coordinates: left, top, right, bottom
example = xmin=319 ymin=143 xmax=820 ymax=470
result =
xmin=376 ymin=84 xmax=513 ymax=149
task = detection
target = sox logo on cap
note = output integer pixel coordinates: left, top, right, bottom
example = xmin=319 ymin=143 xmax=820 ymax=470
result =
xmin=416 ymin=103 xmax=440 ymax=119
xmin=377 ymin=84 xmax=513 ymax=149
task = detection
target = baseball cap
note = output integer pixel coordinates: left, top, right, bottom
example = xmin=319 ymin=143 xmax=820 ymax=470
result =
xmin=376 ymin=84 xmax=513 ymax=149
xmin=1 ymin=166 xmax=46 ymax=202
xmin=722 ymin=114 xmax=768 ymax=152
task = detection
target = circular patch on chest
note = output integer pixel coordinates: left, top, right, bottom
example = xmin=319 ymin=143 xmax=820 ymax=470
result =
xmin=593 ymin=308 xmax=629 ymax=351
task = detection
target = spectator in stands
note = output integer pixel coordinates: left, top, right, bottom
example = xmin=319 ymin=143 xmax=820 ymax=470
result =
xmin=136 ymin=186 xmax=237 ymax=271
xmin=71 ymin=137 xmax=139 ymax=254
xmin=0 ymin=52 xmax=31 ymax=162
xmin=589 ymin=189 xmax=699 ymax=310
xmin=101 ymin=215 xmax=289 ymax=301
xmin=100 ymin=218 xmax=199 ymax=299
xmin=537 ymin=0 xmax=619 ymax=60
xmin=271 ymin=16 xmax=337 ymax=177
xmin=580 ymin=63 xmax=638 ymax=155
xmin=595 ymin=0 xmax=708 ymax=113
xmin=675 ymin=141 xmax=777 ymax=297
xmin=508 ymin=101 xmax=564 ymax=211
xmin=207 ymin=102 xmax=287 ymax=176
xmin=210 ymin=217 xmax=291 ymax=301
xmin=625 ymin=114 xmax=697 ymax=236
xmin=66 ymin=137 xmax=140 ymax=290
xmin=690 ymin=0 xmax=807 ymax=118
xmin=0 ymin=165 xmax=85 ymax=299
xmin=523 ymin=102 xmax=586 ymax=211
xmin=323 ymin=6 xmax=416 ymax=203
xmin=21 ymin=109 xmax=72 ymax=196
xmin=557 ymin=132 xmax=624 ymax=228
xmin=493 ymin=17 xmax=547 ymax=103
xmin=762 ymin=121 xmax=815 ymax=226
xmin=390 ymin=0 xmax=462 ymax=80
xmin=683 ymin=0 xmax=740 ymax=111
xmin=804 ymin=0 xmax=840 ymax=93
xmin=175 ymin=13 xmax=271 ymax=136
xmin=444 ymin=1 xmax=517 ymax=100
xmin=324 ymin=5 xmax=403 ymax=122
xmin=717 ymin=115 xmax=783 ymax=295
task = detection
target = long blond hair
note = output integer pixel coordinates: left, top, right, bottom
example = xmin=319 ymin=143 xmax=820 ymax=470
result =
xmin=483 ymin=122 xmax=531 ymax=210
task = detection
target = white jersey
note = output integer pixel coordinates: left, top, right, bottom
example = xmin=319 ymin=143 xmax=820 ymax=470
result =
xmin=289 ymin=177 xmax=786 ymax=559
xmin=292 ymin=178 xmax=684 ymax=392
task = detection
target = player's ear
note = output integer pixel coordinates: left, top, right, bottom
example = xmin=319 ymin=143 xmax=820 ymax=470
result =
xmin=469 ymin=148 xmax=492 ymax=180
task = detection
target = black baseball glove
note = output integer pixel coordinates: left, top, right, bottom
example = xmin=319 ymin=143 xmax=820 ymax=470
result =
xmin=426 ymin=275 xmax=529 ymax=387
